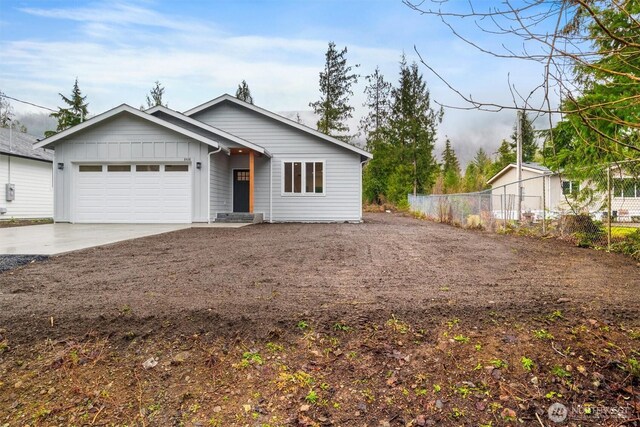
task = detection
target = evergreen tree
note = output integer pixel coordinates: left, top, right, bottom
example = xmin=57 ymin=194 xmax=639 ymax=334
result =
xmin=510 ymin=111 xmax=537 ymax=162
xmin=545 ymin=2 xmax=640 ymax=175
xmin=45 ymin=78 xmax=89 ymax=137
xmin=309 ymin=42 xmax=359 ymax=142
xmin=490 ymin=139 xmax=516 ymax=177
xmin=440 ymin=138 xmax=461 ymax=193
xmin=235 ymin=80 xmax=254 ymax=104
xmin=359 ymin=66 xmax=391 ymax=144
xmin=144 ymin=81 xmax=166 ymax=109
xmin=463 ymin=148 xmax=492 ymax=192
xmin=386 ymin=56 xmax=443 ymax=199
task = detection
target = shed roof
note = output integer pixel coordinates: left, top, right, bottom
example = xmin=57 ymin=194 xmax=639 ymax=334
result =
xmin=0 ymin=127 xmax=53 ymax=162
xmin=487 ymin=162 xmax=554 ymax=185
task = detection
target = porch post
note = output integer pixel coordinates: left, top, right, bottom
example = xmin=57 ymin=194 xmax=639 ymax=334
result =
xmin=249 ymin=150 xmax=255 ymax=213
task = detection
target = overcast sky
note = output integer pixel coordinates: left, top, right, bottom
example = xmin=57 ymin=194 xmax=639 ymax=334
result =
xmin=0 ymin=0 xmax=557 ymax=165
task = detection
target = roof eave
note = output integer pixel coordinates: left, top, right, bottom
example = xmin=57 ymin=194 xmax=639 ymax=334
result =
xmin=184 ymin=94 xmax=372 ymax=159
xmin=149 ymin=105 xmax=271 ymax=157
xmin=34 ymin=104 xmax=220 ymax=150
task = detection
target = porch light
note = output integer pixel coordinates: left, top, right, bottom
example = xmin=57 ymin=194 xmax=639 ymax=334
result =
xmin=196 ymin=162 xmax=202 ymax=169
xmin=238 ymin=149 xmax=243 ymax=153
xmin=57 ymin=163 xmax=64 ymax=170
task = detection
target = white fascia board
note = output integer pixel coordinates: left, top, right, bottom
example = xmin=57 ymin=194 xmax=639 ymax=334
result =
xmin=184 ymin=94 xmax=372 ymax=159
xmin=148 ymin=105 xmax=270 ymax=157
xmin=34 ymin=104 xmax=220 ymax=150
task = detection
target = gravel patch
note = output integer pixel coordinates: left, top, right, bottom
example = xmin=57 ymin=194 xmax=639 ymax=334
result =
xmin=0 ymin=255 xmax=48 ymax=273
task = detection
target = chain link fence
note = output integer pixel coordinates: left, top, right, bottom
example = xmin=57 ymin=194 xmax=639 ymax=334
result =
xmin=408 ymin=161 xmax=640 ymax=252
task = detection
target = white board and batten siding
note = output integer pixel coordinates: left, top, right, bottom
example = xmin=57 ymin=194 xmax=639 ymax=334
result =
xmin=0 ymin=154 xmax=53 ymax=219
xmin=193 ymin=102 xmax=363 ymax=222
xmin=52 ymin=113 xmax=211 ymax=223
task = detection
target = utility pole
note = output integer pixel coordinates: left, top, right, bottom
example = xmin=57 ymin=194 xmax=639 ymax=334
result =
xmin=516 ymin=110 xmax=523 ymax=222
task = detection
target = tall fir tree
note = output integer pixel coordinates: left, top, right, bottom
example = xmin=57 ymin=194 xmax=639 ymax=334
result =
xmin=359 ymin=67 xmax=391 ymax=144
xmin=440 ymin=138 xmax=461 ymax=193
xmin=309 ymin=42 xmax=359 ymax=142
xmin=360 ymin=67 xmax=392 ymax=203
xmin=462 ymin=148 xmax=492 ymax=192
xmin=490 ymin=139 xmax=516 ymax=177
xmin=45 ymin=78 xmax=89 ymax=137
xmin=386 ymin=55 xmax=443 ymax=200
xmin=235 ymin=80 xmax=254 ymax=104
xmin=510 ymin=112 xmax=537 ymax=162
xmin=143 ymin=81 xmax=167 ymax=109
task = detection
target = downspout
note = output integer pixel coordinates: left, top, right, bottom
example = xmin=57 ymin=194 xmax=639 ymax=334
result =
xmin=269 ymin=157 xmax=273 ymax=223
xmin=360 ymin=157 xmax=370 ymax=222
xmin=207 ymin=146 xmax=223 ymax=223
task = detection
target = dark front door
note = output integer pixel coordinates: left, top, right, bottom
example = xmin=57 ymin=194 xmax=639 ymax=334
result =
xmin=233 ymin=169 xmax=250 ymax=212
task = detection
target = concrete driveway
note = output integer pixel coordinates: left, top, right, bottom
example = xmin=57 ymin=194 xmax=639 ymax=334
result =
xmin=0 ymin=223 xmax=193 ymax=255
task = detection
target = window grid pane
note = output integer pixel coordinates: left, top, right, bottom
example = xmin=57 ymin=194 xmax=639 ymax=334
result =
xmin=293 ymin=162 xmax=302 ymax=193
xmin=315 ymin=162 xmax=323 ymax=193
xmin=107 ymin=165 xmax=131 ymax=172
xmin=165 ymin=165 xmax=189 ymax=172
xmin=79 ymin=165 xmax=102 ymax=172
xmin=136 ymin=165 xmax=160 ymax=172
xmin=284 ymin=163 xmax=292 ymax=192
xmin=305 ymin=162 xmax=314 ymax=193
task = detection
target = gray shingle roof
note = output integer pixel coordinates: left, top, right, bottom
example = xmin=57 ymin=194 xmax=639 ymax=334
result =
xmin=522 ymin=162 xmax=552 ymax=173
xmin=0 ymin=127 xmax=53 ymax=162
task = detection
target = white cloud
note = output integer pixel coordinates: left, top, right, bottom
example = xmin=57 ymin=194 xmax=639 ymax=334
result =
xmin=3 ymin=1 xmax=557 ymax=162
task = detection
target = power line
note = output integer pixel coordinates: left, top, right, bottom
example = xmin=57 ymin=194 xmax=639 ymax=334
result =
xmin=1 ymin=94 xmax=56 ymax=112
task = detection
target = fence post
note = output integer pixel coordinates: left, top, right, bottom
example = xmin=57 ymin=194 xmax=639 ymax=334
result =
xmin=478 ymin=193 xmax=482 ymax=227
xmin=542 ymin=175 xmax=547 ymax=234
xmin=607 ymin=166 xmax=612 ymax=251
xmin=503 ymin=186 xmax=507 ymax=229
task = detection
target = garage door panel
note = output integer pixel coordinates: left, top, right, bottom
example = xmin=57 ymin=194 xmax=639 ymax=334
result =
xmin=74 ymin=164 xmax=191 ymax=223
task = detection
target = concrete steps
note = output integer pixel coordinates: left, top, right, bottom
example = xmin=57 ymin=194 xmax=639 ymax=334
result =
xmin=215 ymin=213 xmax=263 ymax=223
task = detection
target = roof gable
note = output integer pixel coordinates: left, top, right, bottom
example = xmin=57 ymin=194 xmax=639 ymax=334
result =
xmin=146 ymin=105 xmax=270 ymax=157
xmin=34 ymin=104 xmax=220 ymax=150
xmin=184 ymin=94 xmax=372 ymax=159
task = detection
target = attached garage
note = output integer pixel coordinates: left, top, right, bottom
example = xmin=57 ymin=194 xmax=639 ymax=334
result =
xmin=36 ymin=105 xmax=218 ymax=224
xmin=73 ymin=163 xmax=191 ymax=223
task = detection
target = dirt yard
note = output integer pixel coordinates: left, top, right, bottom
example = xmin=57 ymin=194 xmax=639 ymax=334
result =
xmin=1 ymin=213 xmax=638 ymax=426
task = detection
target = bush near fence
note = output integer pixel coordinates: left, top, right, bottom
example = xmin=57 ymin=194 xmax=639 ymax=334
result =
xmin=408 ymin=161 xmax=640 ymax=256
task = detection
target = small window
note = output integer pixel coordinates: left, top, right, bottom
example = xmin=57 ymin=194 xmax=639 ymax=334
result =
xmin=79 ymin=165 xmax=102 ymax=172
xmin=236 ymin=171 xmax=250 ymax=181
xmin=562 ymin=180 xmax=579 ymax=196
xmin=136 ymin=164 xmax=160 ymax=172
xmin=107 ymin=165 xmax=131 ymax=172
xmin=283 ymin=161 xmax=324 ymax=195
xmin=165 ymin=164 xmax=189 ymax=172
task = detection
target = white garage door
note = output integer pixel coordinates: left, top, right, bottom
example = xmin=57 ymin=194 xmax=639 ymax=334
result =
xmin=73 ymin=163 xmax=192 ymax=223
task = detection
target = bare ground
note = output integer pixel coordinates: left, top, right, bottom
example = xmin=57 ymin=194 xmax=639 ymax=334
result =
xmin=1 ymin=213 xmax=638 ymax=426
xmin=1 ymin=213 xmax=638 ymax=344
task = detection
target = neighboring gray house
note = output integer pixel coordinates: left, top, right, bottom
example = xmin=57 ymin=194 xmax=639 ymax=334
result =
xmin=0 ymin=128 xmax=53 ymax=219
xmin=34 ymin=95 xmax=372 ymax=223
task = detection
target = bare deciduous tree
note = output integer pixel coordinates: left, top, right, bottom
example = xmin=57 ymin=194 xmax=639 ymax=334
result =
xmin=404 ymin=0 xmax=640 ymax=156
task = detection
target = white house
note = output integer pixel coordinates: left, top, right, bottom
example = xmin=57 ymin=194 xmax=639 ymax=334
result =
xmin=34 ymin=95 xmax=372 ymax=224
xmin=0 ymin=128 xmax=53 ymax=219
xmin=487 ymin=162 xmax=640 ymax=222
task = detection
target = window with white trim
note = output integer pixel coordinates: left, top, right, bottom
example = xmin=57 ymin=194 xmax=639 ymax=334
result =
xmin=561 ymin=180 xmax=580 ymax=196
xmin=283 ymin=161 xmax=324 ymax=194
